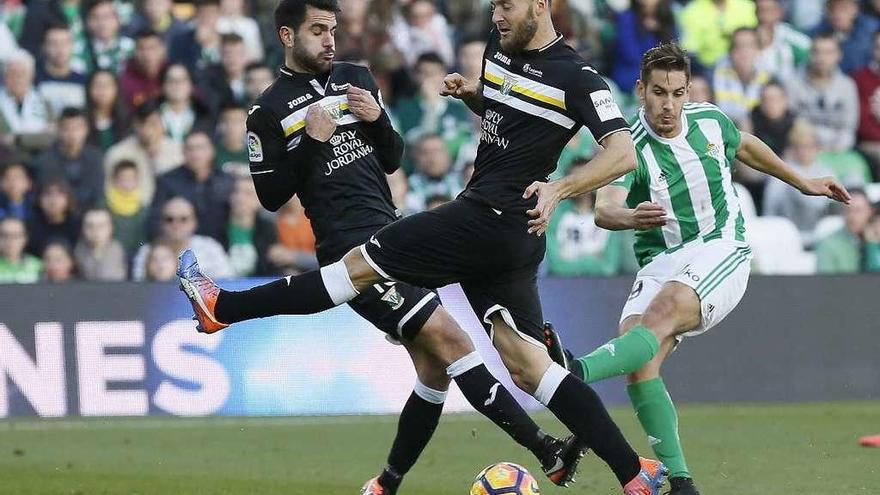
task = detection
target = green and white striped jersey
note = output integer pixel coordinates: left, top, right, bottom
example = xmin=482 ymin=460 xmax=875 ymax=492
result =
xmin=612 ymin=102 xmax=746 ymax=267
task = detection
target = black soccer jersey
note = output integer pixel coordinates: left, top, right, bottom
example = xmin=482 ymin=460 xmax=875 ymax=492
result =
xmin=246 ymin=63 xmax=404 ymax=263
xmin=461 ymin=30 xmax=630 ymax=213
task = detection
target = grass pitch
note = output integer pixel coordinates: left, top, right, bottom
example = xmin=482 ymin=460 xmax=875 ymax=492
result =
xmin=0 ymin=402 xmax=876 ymax=494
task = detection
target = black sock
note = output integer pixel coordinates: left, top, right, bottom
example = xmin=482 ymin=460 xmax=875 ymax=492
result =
xmin=453 ymin=364 xmax=552 ymax=461
xmin=546 ymin=375 xmax=640 ymax=485
xmin=215 ymin=271 xmax=335 ymax=323
xmin=385 ymin=392 xmax=443 ymax=479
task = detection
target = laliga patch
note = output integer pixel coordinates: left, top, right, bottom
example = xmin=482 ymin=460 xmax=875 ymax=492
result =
xmin=247 ymin=131 xmax=263 ymax=162
xmin=590 ymin=90 xmax=623 ymax=122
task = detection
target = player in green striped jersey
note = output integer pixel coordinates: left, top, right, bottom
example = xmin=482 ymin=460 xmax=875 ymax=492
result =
xmin=537 ymin=43 xmax=851 ymax=495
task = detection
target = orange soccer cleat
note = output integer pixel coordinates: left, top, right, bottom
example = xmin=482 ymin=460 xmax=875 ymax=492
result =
xmin=623 ymin=457 xmax=668 ymax=495
xmin=178 ymin=249 xmax=228 ymax=334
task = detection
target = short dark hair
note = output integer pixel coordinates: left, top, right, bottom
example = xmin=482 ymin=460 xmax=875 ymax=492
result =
xmin=133 ymin=99 xmax=161 ymax=122
xmin=58 ymin=107 xmax=86 ymax=121
xmin=85 ymin=0 xmax=115 ymax=16
xmin=640 ymin=42 xmax=691 ymax=84
xmin=43 ymin=21 xmax=70 ymax=39
xmin=111 ymin=159 xmax=138 ymax=178
xmin=415 ymin=52 xmax=446 ymax=70
xmin=221 ymin=32 xmax=245 ymax=46
xmin=245 ymin=61 xmax=271 ymax=74
xmin=134 ymin=28 xmax=162 ymax=43
xmin=812 ymin=31 xmax=840 ymax=48
xmin=274 ymin=0 xmax=340 ymax=34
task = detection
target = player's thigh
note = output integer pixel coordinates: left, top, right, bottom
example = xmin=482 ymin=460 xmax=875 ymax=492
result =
xmin=641 ymin=281 xmax=702 ymax=337
xmin=348 ymin=281 xmax=440 ymax=342
xmin=402 ymin=340 xmax=452 ymax=391
xmin=685 ymin=254 xmax=751 ymax=336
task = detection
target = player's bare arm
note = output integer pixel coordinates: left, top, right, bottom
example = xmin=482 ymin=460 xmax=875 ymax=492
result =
xmin=736 ymin=131 xmax=851 ymax=205
xmin=441 ymin=72 xmax=483 ymax=115
xmin=523 ymin=130 xmax=636 ymax=235
xmin=594 ymin=185 xmax=667 ymax=231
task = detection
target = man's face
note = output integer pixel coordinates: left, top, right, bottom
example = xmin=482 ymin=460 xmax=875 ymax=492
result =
xmin=58 ymin=116 xmax=89 ymax=151
xmin=220 ymin=108 xmax=247 ymax=144
xmin=491 ymin=0 xmax=539 ymax=53
xmin=184 ymin=133 xmax=215 ymax=174
xmin=135 ymin=112 xmax=164 ymax=144
xmin=231 ymin=178 xmax=260 ymax=215
xmin=845 ymin=193 xmax=874 ymax=235
xmin=161 ymin=199 xmax=197 ymax=242
xmin=222 ymin=41 xmax=249 ymax=76
xmin=5 ymin=59 xmax=34 ymax=98
xmin=730 ymin=31 xmax=759 ymax=74
xmin=810 ymin=38 xmax=841 ymax=75
xmin=163 ymin=65 xmax=192 ymax=103
xmin=246 ymin=67 xmax=274 ymax=100
xmin=290 ymin=6 xmax=337 ymax=74
xmin=135 ymin=36 xmax=167 ymax=75
xmin=407 ymin=0 xmax=436 ymax=29
xmin=458 ymin=41 xmax=486 ymax=79
xmin=416 ymin=137 xmax=451 ymax=178
xmin=44 ymin=28 xmax=73 ymax=67
xmin=1 ymin=165 xmax=32 ymax=200
xmin=415 ymin=60 xmax=447 ymax=96
xmin=82 ymin=210 xmax=113 ymax=246
xmin=759 ymin=84 xmax=788 ymax=120
xmin=828 ymin=0 xmax=858 ymax=32
xmin=87 ymin=2 xmax=120 ymax=42
xmin=756 ymin=0 xmax=782 ymax=26
xmin=0 ymin=219 xmax=27 ymax=260
xmin=789 ymin=129 xmax=819 ymax=165
xmin=639 ymin=69 xmax=689 ymax=136
xmin=144 ymin=0 xmax=172 ymax=24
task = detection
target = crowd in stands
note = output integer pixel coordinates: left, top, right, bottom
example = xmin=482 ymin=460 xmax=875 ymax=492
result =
xmin=1 ymin=0 xmax=879 ymax=284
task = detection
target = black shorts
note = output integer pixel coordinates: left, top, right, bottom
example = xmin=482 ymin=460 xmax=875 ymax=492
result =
xmin=347 ymin=281 xmax=439 ymax=341
xmin=362 ymin=197 xmax=546 ymax=346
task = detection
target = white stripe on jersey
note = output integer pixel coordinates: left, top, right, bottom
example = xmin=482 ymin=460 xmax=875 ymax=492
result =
xmin=668 ymin=127 xmax=717 ymax=237
xmin=483 ymin=86 xmax=575 ymax=129
xmin=280 ymin=94 xmax=353 ymax=132
xmin=484 ymin=60 xmax=567 ymax=107
xmin=695 ymin=117 xmax=743 ymax=240
xmin=640 ymin=142 xmax=682 ymax=246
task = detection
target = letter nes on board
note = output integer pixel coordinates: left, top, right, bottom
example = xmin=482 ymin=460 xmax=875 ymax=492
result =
xmin=590 ymin=89 xmax=623 ymax=122
xmin=247 ymin=131 xmax=263 ymax=162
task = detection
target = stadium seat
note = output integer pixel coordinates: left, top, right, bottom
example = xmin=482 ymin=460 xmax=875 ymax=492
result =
xmin=865 ymin=182 xmax=880 ymax=203
xmin=745 ymin=216 xmax=816 ymax=274
xmin=734 ymin=182 xmax=757 ymax=219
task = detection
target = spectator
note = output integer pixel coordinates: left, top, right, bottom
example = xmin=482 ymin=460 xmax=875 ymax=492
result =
xmin=680 ymin=0 xmax=757 ymax=70
xmin=862 ymin=212 xmax=880 ymax=271
xmin=27 ymin=178 xmax=80 ymax=256
xmin=105 ymin=159 xmax=146 ymax=257
xmin=0 ymin=49 xmax=54 ymax=140
xmin=244 ymin=62 xmax=274 ymax=103
xmin=713 ymin=28 xmax=771 ymax=125
xmin=750 ymin=80 xmax=796 ymax=155
xmin=144 ymin=240 xmax=178 ymax=281
xmin=18 ymin=0 xmax=88 ymax=72
xmin=85 ymin=69 xmax=130 ymax=151
xmin=688 ymin=74 xmax=714 ymax=103
xmin=217 ymin=0 xmax=264 ymax=61
xmin=84 ymin=0 xmax=134 ymax=73
xmin=852 ymin=31 xmax=880 ymax=180
xmin=386 ymin=168 xmax=410 ymax=215
xmin=393 ymin=53 xmax=473 ymax=168
xmin=612 ymin=0 xmax=678 ymax=93
xmin=754 ymin=0 xmax=811 ymax=82
xmin=132 ymin=196 xmax=232 ymax=280
xmin=546 ymin=188 xmax=623 ymax=277
xmin=150 ymin=130 xmax=233 ymax=242
xmin=425 ymin=193 xmax=451 ymax=210
xmin=0 ymin=15 xmax=19 ymax=67
xmin=780 ymin=0 xmax=825 ymax=33
xmin=0 ymin=161 xmax=36 ymax=222
xmin=200 ymin=33 xmax=250 ymax=111
xmin=271 ymin=197 xmax=318 ymax=275
xmin=764 ymin=120 xmax=834 ymax=240
xmin=74 ymin=207 xmax=126 ymax=280
xmin=390 ymin=0 xmax=455 ymax=68
xmin=103 ymin=100 xmax=183 ymax=203
xmin=42 ymin=239 xmax=76 ymax=282
xmin=812 ymin=0 xmax=879 ymax=74
xmin=120 ymin=29 xmax=168 ymax=110
xmin=456 ymin=37 xmax=486 ymax=84
xmin=126 ymin=0 xmax=188 ymax=44
xmin=786 ymin=34 xmax=859 ymax=152
xmin=36 ymin=23 xmax=88 ymax=115
xmin=214 ymin=104 xmax=248 ymax=174
xmin=36 ymin=107 xmax=105 ymax=210
xmin=406 ymin=134 xmax=463 ymax=212
xmin=227 ymin=176 xmax=279 ymax=277
xmin=816 ymin=189 xmax=876 ymax=273
xmin=168 ymin=0 xmax=222 ymax=73
xmin=158 ymin=63 xmax=213 ymax=143
xmin=0 ymin=217 xmax=42 ymax=283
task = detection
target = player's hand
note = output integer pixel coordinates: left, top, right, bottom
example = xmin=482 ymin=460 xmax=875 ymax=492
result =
xmin=305 ymin=104 xmax=337 ymax=142
xmin=799 ymin=176 xmax=852 ymax=204
xmin=440 ymin=73 xmax=478 ymax=99
xmin=346 ymin=86 xmax=382 ymax=123
xmin=524 ymin=181 xmax=563 ymax=236
xmin=630 ymin=201 xmax=667 ymax=230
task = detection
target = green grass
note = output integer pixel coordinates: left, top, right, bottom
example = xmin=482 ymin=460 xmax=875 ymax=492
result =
xmin=0 ymin=402 xmax=877 ymax=494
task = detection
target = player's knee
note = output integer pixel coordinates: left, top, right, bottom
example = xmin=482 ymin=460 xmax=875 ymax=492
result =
xmin=342 ymin=247 xmax=381 ymax=291
xmin=413 ymin=358 xmax=452 ymax=390
xmin=417 ymin=310 xmax=475 ymax=367
xmin=505 ymin=361 xmax=542 ymax=395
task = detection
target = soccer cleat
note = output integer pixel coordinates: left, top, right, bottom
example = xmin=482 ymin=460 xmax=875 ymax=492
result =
xmin=664 ymin=477 xmax=701 ymax=495
xmin=859 ymin=434 xmax=880 ymax=447
xmin=623 ymin=457 xmax=668 ymax=495
xmin=360 ymin=476 xmax=396 ymax=495
xmin=541 ymin=435 xmax=590 ymax=487
xmin=178 ymin=249 xmax=228 ymax=334
xmin=543 ymin=321 xmax=569 ymax=370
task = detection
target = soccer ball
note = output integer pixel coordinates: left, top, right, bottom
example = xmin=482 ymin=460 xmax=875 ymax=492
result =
xmin=469 ymin=462 xmax=540 ymax=495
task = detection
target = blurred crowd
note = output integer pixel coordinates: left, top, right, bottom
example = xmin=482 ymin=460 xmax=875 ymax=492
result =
xmin=1 ymin=0 xmax=879 ymax=284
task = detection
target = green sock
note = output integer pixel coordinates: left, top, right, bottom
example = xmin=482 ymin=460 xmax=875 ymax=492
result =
xmin=575 ymin=324 xmax=659 ymax=383
xmin=627 ymin=377 xmax=691 ymax=479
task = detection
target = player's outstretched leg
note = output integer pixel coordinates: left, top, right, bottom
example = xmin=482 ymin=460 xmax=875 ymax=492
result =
xmin=178 ymin=247 xmax=378 ymax=332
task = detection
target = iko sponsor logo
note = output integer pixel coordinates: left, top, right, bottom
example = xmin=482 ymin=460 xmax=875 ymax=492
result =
xmin=479 ymin=109 xmax=509 ymax=149
xmin=681 ymin=264 xmax=701 ymax=282
xmin=330 ymin=82 xmax=351 ymax=92
xmin=287 ymin=93 xmax=313 ymax=109
xmin=493 ymin=51 xmax=512 ymax=65
xmin=522 ymin=63 xmax=543 ymax=78
xmin=323 ymin=130 xmax=374 ymax=176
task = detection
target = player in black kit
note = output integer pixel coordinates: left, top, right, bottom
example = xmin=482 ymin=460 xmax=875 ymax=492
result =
xmin=178 ymin=0 xmax=588 ymax=494
xmin=179 ymin=0 xmax=668 ymax=493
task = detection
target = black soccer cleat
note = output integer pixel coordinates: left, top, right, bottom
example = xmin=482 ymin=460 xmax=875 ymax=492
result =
xmin=664 ymin=476 xmax=701 ymax=495
xmin=541 ymin=434 xmax=591 ymax=487
xmin=543 ymin=321 xmax=574 ymax=372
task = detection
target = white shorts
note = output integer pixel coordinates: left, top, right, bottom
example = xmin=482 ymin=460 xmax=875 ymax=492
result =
xmin=620 ymin=239 xmax=752 ymax=338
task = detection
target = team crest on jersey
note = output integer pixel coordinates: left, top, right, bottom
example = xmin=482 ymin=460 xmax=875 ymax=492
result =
xmin=706 ymin=142 xmax=721 ymax=159
xmin=247 ymin=131 xmax=263 ymax=162
xmin=381 ymin=285 xmax=405 ymax=310
xmin=324 ymin=102 xmax=343 ymax=120
xmin=500 ymin=75 xmax=517 ymax=96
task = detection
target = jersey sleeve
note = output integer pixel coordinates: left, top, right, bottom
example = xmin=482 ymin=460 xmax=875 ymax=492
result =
xmin=246 ymin=104 xmax=310 ymax=212
xmin=356 ymin=67 xmax=405 ymax=174
xmin=565 ymin=68 xmax=630 ymax=143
